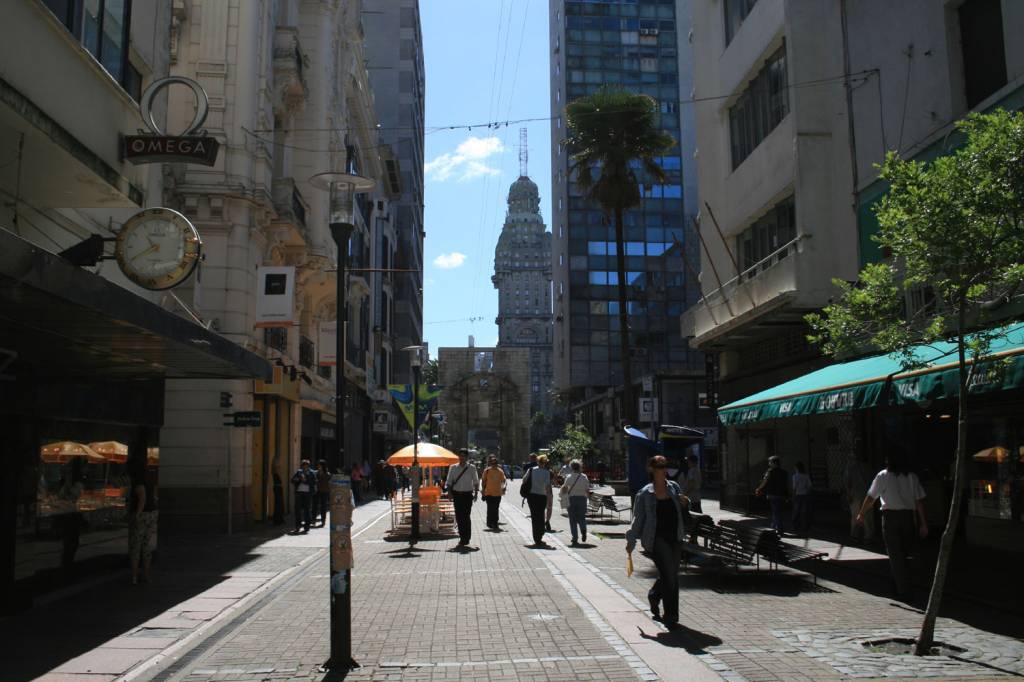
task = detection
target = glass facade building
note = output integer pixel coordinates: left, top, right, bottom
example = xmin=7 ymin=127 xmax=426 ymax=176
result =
xmin=549 ymin=0 xmax=702 ymax=397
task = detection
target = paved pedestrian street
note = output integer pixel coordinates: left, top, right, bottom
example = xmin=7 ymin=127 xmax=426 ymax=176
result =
xmin=9 ymin=493 xmax=1023 ymax=682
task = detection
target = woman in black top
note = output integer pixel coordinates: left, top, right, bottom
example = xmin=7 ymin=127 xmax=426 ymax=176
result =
xmin=625 ymin=455 xmax=688 ymax=628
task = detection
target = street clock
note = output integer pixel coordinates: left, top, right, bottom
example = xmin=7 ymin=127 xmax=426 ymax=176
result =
xmin=115 ymin=208 xmax=201 ymax=290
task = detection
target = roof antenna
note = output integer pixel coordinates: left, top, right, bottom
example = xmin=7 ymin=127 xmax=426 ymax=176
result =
xmin=518 ymin=127 xmax=528 ymax=177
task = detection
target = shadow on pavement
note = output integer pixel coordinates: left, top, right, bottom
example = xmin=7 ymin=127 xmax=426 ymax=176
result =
xmin=0 ymin=525 xmax=304 ymax=681
xmin=638 ymin=624 xmax=723 ymax=653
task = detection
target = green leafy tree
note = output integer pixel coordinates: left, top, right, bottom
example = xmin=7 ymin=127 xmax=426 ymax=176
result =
xmin=549 ymin=423 xmax=595 ymax=465
xmin=807 ymin=110 xmax=1024 ymax=655
xmin=422 ymin=358 xmax=439 ymax=386
xmin=564 ymin=87 xmax=676 ymax=423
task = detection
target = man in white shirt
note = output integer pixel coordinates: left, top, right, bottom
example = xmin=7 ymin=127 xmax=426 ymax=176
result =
xmin=856 ymin=458 xmax=928 ymax=598
xmin=446 ymin=449 xmax=480 ymax=547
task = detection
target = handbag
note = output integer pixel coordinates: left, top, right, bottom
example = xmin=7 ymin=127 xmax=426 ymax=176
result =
xmin=559 ymin=473 xmax=583 ymax=509
xmin=519 ymin=468 xmax=533 ymax=499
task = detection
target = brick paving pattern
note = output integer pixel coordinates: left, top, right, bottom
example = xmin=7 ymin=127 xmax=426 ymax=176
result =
xmin=156 ymin=497 xmax=655 ymax=682
xmin=530 ymin=496 xmax=1021 ymax=682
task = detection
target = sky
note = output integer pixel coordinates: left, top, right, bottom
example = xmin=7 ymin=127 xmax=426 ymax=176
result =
xmin=420 ymin=0 xmax=551 ymax=356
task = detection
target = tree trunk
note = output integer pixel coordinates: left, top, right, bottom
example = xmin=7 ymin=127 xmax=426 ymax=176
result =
xmin=915 ymin=306 xmax=970 ymax=655
xmin=613 ymin=204 xmax=634 ymax=426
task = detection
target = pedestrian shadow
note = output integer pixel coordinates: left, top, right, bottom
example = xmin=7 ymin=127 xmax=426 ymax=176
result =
xmin=448 ymin=545 xmax=480 ymax=553
xmin=525 ymin=544 xmax=557 ymax=550
xmin=638 ymin=624 xmax=723 ymax=654
xmin=569 ymin=543 xmax=597 ymax=549
xmin=380 ymin=545 xmax=440 ymax=559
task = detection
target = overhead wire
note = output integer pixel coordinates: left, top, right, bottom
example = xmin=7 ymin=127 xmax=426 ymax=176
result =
xmin=468 ymin=0 xmax=518 ymax=327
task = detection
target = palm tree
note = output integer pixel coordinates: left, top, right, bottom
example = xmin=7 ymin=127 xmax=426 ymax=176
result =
xmin=564 ymin=87 xmax=676 ymax=424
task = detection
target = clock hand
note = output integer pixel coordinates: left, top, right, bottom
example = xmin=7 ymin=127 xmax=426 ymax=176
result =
xmin=131 ymin=244 xmax=160 ymax=261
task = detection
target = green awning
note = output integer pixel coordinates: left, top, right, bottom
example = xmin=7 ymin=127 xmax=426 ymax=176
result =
xmin=718 ymin=323 xmax=1024 ymax=426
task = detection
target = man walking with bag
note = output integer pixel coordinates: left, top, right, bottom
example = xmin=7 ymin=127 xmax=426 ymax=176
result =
xmin=446 ymin=449 xmax=480 ymax=547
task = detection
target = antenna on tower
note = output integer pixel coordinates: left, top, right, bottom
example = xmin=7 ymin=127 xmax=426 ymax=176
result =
xmin=519 ymin=128 xmax=528 ymax=177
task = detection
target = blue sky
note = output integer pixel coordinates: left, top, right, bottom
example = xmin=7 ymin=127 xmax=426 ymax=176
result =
xmin=420 ymin=0 xmax=551 ymax=356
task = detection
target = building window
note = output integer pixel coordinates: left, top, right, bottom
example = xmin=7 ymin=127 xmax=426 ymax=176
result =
xmin=736 ymin=195 xmax=796 ymax=277
xmin=724 ymin=0 xmax=758 ymax=46
xmin=264 ymin=327 xmax=288 ymax=353
xmin=299 ymin=336 xmax=315 ymax=368
xmin=958 ymin=0 xmax=1007 ymax=109
xmin=44 ymin=0 xmax=135 ymax=95
xmin=729 ymin=45 xmax=789 ymax=169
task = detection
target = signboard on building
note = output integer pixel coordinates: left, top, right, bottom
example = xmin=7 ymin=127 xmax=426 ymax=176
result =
xmin=122 ymin=77 xmax=220 ymax=166
xmin=372 ymin=410 xmax=391 ymax=433
xmin=639 ymin=397 xmax=659 ymax=422
xmin=642 ymin=376 xmax=654 ymax=393
xmin=704 ymin=353 xmax=720 ymax=408
xmin=318 ymin=321 xmax=337 ymax=365
xmin=255 ymin=266 xmax=296 ymax=327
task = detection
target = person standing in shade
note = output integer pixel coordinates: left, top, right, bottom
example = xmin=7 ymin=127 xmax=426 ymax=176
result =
xmin=350 ymin=463 xmax=363 ymax=505
xmin=291 ymin=459 xmax=315 ymax=533
xmin=315 ymin=460 xmax=331 ymax=527
xmin=856 ymin=450 xmax=928 ymax=599
xmin=755 ymin=455 xmax=789 ymax=535
xmin=843 ymin=453 xmax=874 ymax=543
xmin=446 ymin=449 xmax=480 ymax=547
xmin=560 ymin=459 xmax=590 ymax=546
xmin=526 ymin=454 xmax=553 ymax=547
xmin=683 ymin=453 xmax=702 ymax=513
xmin=128 ymin=462 xmax=158 ymax=584
xmin=791 ymin=462 xmax=813 ymax=536
xmin=481 ymin=455 xmax=507 ymax=530
xmin=626 ymin=455 xmax=687 ymax=629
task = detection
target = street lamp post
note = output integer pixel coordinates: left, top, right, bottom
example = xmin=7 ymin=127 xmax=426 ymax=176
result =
xmin=403 ymin=345 xmax=424 ymax=546
xmin=309 ymin=171 xmax=373 ymax=673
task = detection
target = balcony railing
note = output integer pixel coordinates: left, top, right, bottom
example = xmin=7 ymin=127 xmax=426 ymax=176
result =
xmin=703 ymin=234 xmax=806 ymax=304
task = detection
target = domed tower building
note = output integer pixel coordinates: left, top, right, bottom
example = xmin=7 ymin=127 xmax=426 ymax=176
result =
xmin=492 ymin=137 xmax=555 ymax=426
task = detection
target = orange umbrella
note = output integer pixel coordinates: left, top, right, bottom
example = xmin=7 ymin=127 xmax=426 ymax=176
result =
xmin=40 ymin=441 xmax=105 ymax=464
xmin=88 ymin=441 xmax=129 ymax=462
xmin=387 ymin=443 xmax=460 ymax=467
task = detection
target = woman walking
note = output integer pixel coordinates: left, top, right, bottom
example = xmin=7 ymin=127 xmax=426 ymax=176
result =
xmin=855 ymin=450 xmax=928 ymax=599
xmin=481 ymin=455 xmax=507 ymax=530
xmin=526 ymin=454 xmax=553 ymax=547
xmin=560 ymin=460 xmax=590 ymax=546
xmin=626 ymin=455 xmax=688 ymax=629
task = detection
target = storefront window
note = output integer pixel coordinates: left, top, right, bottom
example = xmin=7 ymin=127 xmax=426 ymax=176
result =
xmin=967 ymin=418 xmax=1021 ymax=521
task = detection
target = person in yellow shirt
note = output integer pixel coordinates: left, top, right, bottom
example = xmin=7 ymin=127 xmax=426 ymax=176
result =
xmin=481 ymin=455 xmax=507 ymax=531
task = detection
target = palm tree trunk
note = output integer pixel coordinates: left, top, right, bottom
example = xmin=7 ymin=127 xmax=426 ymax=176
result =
xmin=613 ymin=204 xmax=634 ymax=425
xmin=914 ymin=303 xmax=970 ymax=655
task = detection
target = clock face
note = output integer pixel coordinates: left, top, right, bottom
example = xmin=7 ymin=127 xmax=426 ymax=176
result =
xmin=115 ymin=208 xmax=201 ymax=290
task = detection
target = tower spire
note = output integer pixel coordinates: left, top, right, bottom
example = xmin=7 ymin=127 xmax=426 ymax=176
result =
xmin=519 ymin=127 xmax=528 ymax=177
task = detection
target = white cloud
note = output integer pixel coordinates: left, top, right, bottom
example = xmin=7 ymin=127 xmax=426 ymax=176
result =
xmin=425 ymin=136 xmax=504 ymax=182
xmin=433 ymin=252 xmax=467 ymax=269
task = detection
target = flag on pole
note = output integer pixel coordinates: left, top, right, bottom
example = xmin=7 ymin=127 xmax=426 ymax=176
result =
xmin=387 ymin=384 xmax=443 ymax=429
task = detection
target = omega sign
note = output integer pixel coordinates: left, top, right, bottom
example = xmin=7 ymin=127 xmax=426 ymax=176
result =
xmin=122 ymin=77 xmax=220 ymax=166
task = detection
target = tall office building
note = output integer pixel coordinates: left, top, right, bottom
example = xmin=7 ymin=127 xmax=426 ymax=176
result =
xmin=363 ymin=1 xmax=426 ymax=386
xmin=548 ymin=0 xmax=704 ymax=439
xmin=493 ymin=135 xmax=554 ymax=421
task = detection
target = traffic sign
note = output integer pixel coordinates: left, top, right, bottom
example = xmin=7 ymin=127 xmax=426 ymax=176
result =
xmin=223 ymin=411 xmax=261 ymax=427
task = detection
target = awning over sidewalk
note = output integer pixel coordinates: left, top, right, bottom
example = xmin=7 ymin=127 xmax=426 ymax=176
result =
xmin=719 ymin=323 xmax=1024 ymax=426
xmin=0 ymin=229 xmax=272 ymax=380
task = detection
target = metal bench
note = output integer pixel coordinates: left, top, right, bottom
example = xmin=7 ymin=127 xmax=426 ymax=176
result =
xmin=719 ymin=519 xmax=828 ymax=584
xmin=682 ymin=518 xmax=759 ymax=573
xmin=602 ymin=495 xmax=632 ymax=520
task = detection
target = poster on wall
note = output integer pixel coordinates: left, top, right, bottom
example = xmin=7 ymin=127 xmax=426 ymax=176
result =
xmin=329 ymin=474 xmax=354 ymax=574
xmin=318 ymin=321 xmax=337 ymax=366
xmin=255 ymin=266 xmax=295 ymax=327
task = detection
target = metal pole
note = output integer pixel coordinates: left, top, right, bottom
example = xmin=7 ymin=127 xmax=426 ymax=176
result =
xmin=329 ymin=220 xmax=354 ymax=671
xmin=411 ymin=363 xmax=420 ymax=544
